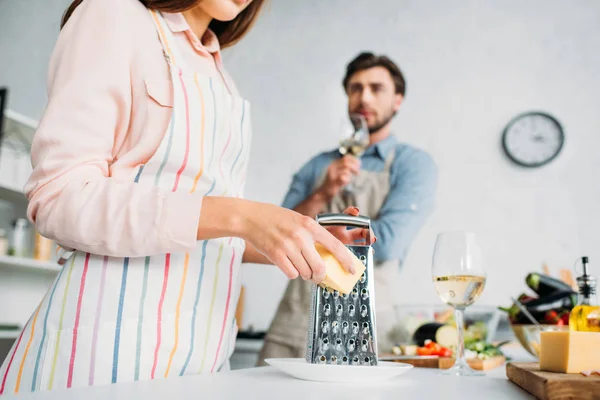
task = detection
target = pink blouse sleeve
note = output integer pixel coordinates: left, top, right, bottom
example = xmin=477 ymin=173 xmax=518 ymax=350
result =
xmin=24 ymin=0 xmax=203 ymax=257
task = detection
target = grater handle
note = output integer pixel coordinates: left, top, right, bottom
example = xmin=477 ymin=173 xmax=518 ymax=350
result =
xmin=316 ymin=213 xmax=371 ymax=245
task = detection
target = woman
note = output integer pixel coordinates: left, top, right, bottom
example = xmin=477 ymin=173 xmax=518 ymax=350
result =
xmin=0 ymin=0 xmax=371 ymax=394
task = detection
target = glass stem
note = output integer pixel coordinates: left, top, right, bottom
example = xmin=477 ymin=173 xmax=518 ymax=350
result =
xmin=454 ymin=307 xmax=467 ymax=365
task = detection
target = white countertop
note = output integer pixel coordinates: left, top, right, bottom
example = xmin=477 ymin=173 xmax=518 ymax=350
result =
xmin=3 ymin=346 xmax=535 ymax=400
xmin=2 ymin=365 xmax=533 ymax=400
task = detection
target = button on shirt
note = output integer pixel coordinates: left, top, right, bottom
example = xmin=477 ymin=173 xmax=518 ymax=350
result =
xmin=282 ymin=136 xmax=438 ymax=264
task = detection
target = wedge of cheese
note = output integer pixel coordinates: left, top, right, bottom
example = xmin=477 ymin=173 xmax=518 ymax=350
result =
xmin=314 ymin=243 xmax=366 ymax=294
xmin=540 ymin=331 xmax=600 ymax=373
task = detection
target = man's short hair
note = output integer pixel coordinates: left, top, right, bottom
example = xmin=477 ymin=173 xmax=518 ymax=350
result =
xmin=343 ymin=52 xmax=406 ymax=96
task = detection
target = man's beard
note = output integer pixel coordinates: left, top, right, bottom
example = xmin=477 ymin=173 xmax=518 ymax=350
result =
xmin=367 ymin=109 xmax=396 ymax=134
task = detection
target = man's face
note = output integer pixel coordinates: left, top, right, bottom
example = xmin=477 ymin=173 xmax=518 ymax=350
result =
xmin=346 ymin=66 xmax=403 ymax=133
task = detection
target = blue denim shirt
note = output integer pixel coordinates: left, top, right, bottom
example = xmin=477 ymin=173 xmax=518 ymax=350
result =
xmin=281 ymin=135 xmax=438 ymax=264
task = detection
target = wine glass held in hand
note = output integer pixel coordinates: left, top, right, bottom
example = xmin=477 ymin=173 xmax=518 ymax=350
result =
xmin=432 ymin=231 xmax=487 ymax=376
xmin=338 ymin=113 xmax=369 ymax=193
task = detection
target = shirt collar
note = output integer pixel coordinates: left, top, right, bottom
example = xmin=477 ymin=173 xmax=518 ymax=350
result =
xmin=162 ymin=12 xmax=221 ymax=54
xmin=365 ymin=135 xmax=398 ymax=160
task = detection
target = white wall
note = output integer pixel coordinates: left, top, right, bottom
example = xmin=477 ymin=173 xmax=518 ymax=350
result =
xmin=0 ymin=0 xmax=68 ymax=118
xmin=223 ymin=0 xmax=600 ymax=330
xmin=1 ymin=0 xmax=599 ymax=332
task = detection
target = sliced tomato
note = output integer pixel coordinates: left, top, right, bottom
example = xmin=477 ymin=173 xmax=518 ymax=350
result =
xmin=417 ymin=347 xmax=435 ymax=356
xmin=425 ymin=341 xmax=442 ymax=351
xmin=437 ymin=348 xmax=452 ymax=357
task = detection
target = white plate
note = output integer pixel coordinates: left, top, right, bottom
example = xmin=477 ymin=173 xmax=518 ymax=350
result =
xmin=265 ymin=358 xmax=413 ymax=383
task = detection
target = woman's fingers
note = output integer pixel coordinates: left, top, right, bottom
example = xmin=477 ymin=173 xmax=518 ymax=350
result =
xmin=314 ymin=227 xmax=356 ymax=274
xmin=286 ymin=248 xmax=313 ymax=281
xmin=274 ymin=253 xmax=299 ymax=280
xmin=301 ymin=244 xmax=326 ymax=284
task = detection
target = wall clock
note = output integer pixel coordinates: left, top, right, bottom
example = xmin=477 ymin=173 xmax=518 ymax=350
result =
xmin=502 ymin=111 xmax=564 ymax=168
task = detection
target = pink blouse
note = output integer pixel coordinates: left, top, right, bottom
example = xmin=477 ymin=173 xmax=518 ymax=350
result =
xmin=25 ymin=0 xmax=238 ymax=257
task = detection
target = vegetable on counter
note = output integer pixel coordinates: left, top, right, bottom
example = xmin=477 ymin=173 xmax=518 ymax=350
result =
xmin=392 ymin=318 xmax=504 ymax=361
xmin=391 ymin=344 xmax=417 ymax=356
xmin=544 ymin=310 xmax=570 ymax=326
xmin=417 ymin=340 xmax=452 ymax=357
xmin=463 ymin=321 xmax=487 ymax=343
xmin=500 ymin=290 xmax=577 ymax=323
xmin=391 ymin=340 xmax=452 ymax=357
xmin=500 ymin=272 xmax=578 ymax=325
xmin=526 ymin=273 xmax=576 ymax=297
xmin=522 ymin=291 xmax=578 ymax=312
xmin=464 ymin=340 xmax=505 ymax=360
xmin=412 ymin=322 xmax=458 ymax=348
xmin=515 ymin=292 xmax=537 ymax=304
xmin=392 ymin=339 xmax=502 ymax=360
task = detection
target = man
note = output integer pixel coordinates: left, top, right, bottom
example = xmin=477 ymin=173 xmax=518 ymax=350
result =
xmin=257 ymin=52 xmax=438 ymax=364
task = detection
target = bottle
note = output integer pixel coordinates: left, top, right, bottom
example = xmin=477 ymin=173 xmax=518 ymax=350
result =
xmin=569 ymin=257 xmax=600 ymax=332
xmin=33 ymin=231 xmax=53 ymax=262
xmin=8 ymin=218 xmax=30 ymax=258
xmin=0 ymin=229 xmax=8 ymax=256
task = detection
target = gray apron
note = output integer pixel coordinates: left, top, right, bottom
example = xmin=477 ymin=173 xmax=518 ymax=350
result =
xmin=257 ymin=149 xmax=400 ymax=364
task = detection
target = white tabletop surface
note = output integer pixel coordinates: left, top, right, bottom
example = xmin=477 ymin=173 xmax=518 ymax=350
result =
xmin=3 ymin=346 xmax=535 ymax=400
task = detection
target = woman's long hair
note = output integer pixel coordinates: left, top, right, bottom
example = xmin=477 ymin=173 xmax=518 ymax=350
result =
xmin=61 ymin=0 xmax=265 ymax=48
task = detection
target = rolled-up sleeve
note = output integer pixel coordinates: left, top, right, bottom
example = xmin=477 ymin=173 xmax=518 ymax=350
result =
xmin=281 ymin=158 xmax=319 ymax=210
xmin=371 ymin=150 xmax=438 ymax=263
xmin=24 ymin=0 xmax=203 ymax=258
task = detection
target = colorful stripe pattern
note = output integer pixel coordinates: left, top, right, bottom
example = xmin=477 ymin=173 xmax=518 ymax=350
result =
xmin=89 ymin=256 xmax=109 ymax=386
xmin=0 ymin=10 xmax=250 ymax=393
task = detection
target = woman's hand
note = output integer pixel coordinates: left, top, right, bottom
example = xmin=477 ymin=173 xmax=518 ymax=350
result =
xmin=236 ymin=201 xmax=357 ymax=284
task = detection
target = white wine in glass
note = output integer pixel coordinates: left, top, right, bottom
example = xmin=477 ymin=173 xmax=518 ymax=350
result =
xmin=432 ymin=231 xmax=486 ymax=376
xmin=338 ymin=113 xmax=369 ymax=193
xmin=433 ymin=275 xmax=486 ymax=308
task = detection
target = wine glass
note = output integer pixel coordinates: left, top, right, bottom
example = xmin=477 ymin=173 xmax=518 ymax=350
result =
xmin=338 ymin=113 xmax=369 ymax=193
xmin=432 ymin=231 xmax=486 ymax=376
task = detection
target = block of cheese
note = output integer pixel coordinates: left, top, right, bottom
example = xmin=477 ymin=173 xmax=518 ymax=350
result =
xmin=314 ymin=243 xmax=366 ymax=294
xmin=540 ymin=331 xmax=600 ymax=373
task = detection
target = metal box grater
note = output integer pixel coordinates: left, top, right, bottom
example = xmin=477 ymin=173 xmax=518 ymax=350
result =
xmin=305 ymin=213 xmax=378 ymax=366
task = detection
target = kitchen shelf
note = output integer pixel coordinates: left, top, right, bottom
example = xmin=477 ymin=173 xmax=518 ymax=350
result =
xmin=0 ymin=330 xmax=20 ymax=340
xmin=4 ymin=109 xmax=38 ymax=140
xmin=0 ymin=182 xmax=26 ymax=205
xmin=0 ymin=109 xmax=37 ymax=206
xmin=0 ymin=255 xmax=61 ymax=273
xmin=4 ymin=109 xmax=37 ymax=127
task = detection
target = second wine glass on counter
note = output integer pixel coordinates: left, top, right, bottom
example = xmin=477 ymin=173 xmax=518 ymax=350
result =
xmin=432 ymin=231 xmax=487 ymax=376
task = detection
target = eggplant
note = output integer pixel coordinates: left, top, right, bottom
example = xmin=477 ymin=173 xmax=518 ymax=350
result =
xmin=412 ymin=323 xmax=458 ymax=348
xmin=517 ymin=292 xmax=536 ymax=304
xmin=499 ymin=304 xmax=545 ymax=323
xmin=520 ymin=290 xmax=577 ymax=313
xmin=526 ymin=273 xmax=575 ymax=297
xmin=511 ymin=309 xmax=547 ymax=324
xmin=499 ymin=291 xmax=577 ymax=324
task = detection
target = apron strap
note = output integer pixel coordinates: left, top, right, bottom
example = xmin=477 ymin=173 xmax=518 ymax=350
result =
xmin=148 ymin=10 xmax=188 ymax=70
xmin=383 ymin=146 xmax=397 ymax=172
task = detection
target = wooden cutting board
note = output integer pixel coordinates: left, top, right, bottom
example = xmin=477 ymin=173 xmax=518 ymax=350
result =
xmin=379 ymin=354 xmax=446 ymax=368
xmin=506 ymin=362 xmax=600 ymax=400
xmin=379 ymin=354 xmax=505 ymax=370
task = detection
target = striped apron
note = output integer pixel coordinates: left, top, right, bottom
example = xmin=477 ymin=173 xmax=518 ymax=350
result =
xmin=0 ymin=10 xmax=251 ymax=394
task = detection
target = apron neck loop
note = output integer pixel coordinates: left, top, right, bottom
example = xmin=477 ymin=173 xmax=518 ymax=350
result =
xmin=148 ymin=10 xmax=186 ymax=70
